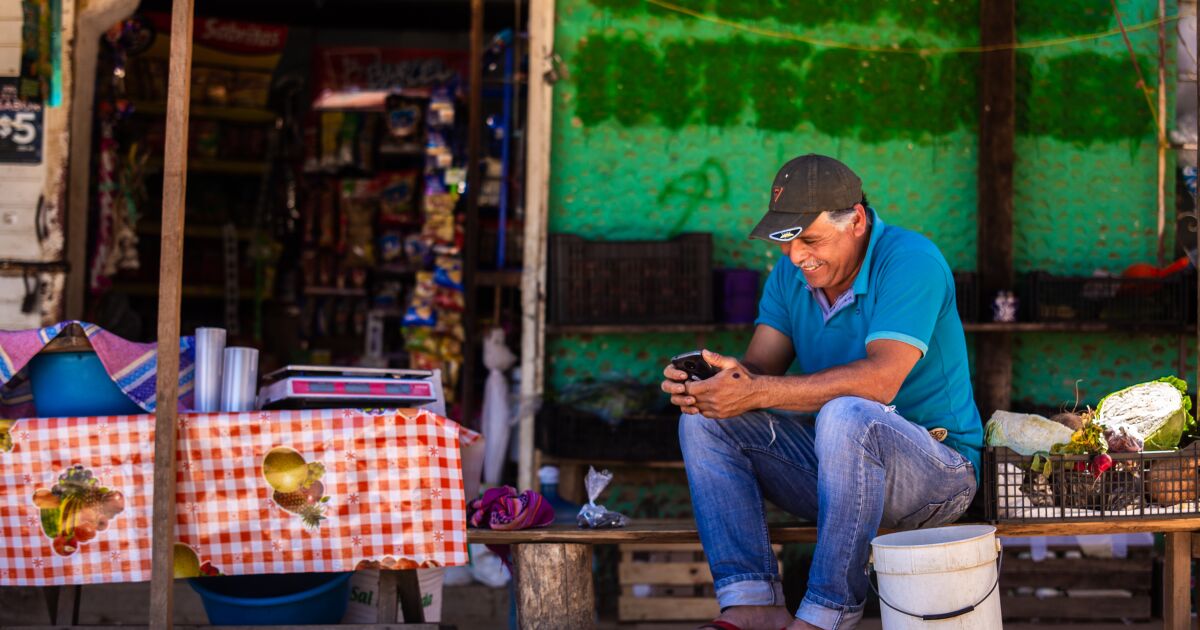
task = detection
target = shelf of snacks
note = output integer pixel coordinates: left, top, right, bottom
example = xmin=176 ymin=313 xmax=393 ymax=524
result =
xmin=144 ymin=157 xmax=269 ymax=176
xmin=114 ymin=282 xmax=259 ymax=300
xmin=130 ymin=100 xmax=276 ymax=124
xmin=303 ymin=286 xmax=369 ymax=298
xmin=136 ymin=222 xmax=257 ymax=242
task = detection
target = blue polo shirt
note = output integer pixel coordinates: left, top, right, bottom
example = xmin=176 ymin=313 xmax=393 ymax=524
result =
xmin=756 ymin=210 xmax=983 ymax=480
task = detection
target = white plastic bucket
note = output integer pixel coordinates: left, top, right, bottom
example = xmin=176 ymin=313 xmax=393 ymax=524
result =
xmin=870 ymin=525 xmax=1002 ymax=630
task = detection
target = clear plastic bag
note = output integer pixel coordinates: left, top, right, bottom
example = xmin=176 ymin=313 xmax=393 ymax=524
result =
xmin=576 ymin=466 xmax=630 ymax=529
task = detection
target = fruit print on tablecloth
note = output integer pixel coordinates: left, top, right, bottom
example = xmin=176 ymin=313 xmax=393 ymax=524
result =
xmin=30 ymin=465 xmax=125 ymax=557
xmin=262 ymin=446 xmax=329 ymax=529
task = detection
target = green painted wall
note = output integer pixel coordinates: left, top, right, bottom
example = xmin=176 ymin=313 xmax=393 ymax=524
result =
xmin=546 ymin=0 xmax=1191 ymax=407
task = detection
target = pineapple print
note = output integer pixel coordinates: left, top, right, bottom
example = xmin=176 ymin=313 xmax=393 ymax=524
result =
xmin=263 ymin=447 xmax=329 ymax=529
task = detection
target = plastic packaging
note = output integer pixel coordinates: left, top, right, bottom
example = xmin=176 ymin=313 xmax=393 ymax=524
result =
xmin=577 ymin=466 xmax=630 ymax=529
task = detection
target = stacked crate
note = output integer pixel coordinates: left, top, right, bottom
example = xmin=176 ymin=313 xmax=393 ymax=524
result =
xmin=617 ymin=543 xmax=782 ymax=622
xmin=999 ymin=541 xmax=1154 ymax=622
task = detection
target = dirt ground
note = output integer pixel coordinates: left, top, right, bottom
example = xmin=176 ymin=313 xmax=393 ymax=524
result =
xmin=0 ymin=581 xmax=1185 ymax=628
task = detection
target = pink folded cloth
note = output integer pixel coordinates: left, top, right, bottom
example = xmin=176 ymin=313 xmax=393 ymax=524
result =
xmin=469 ymin=486 xmax=555 ymax=531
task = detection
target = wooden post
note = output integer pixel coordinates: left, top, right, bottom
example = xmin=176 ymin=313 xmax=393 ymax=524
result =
xmin=1163 ymin=532 xmax=1191 ymax=629
xmin=1156 ymin=0 xmax=1168 ymax=265
xmin=395 ymin=569 xmax=426 ymax=624
xmin=976 ymin=0 xmax=1016 ymax=417
xmin=461 ymin=0 xmax=484 ymax=426
xmin=376 ymin=570 xmax=399 ymax=623
xmin=149 ymin=1 xmax=194 ymax=628
xmin=518 ymin=0 xmax=556 ymax=493
xmin=513 ymin=543 xmax=594 ymax=629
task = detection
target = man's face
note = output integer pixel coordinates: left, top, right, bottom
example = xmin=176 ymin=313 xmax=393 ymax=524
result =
xmin=777 ymin=204 xmax=869 ymax=293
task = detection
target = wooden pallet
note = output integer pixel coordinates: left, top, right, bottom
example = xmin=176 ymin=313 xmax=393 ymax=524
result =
xmin=617 ymin=543 xmax=782 ymax=622
xmin=999 ymin=545 xmax=1154 ymax=621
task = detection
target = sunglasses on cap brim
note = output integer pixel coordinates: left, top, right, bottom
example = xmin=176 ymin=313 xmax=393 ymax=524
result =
xmin=767 ymin=226 xmax=805 ymax=242
xmin=767 ymin=207 xmax=858 ymax=242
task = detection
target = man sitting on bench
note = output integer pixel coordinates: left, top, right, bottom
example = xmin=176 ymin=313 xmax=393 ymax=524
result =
xmin=661 ymin=154 xmax=984 ymax=630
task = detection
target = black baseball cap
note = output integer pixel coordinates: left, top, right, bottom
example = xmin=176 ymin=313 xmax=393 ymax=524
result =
xmin=749 ymin=154 xmax=863 ymax=241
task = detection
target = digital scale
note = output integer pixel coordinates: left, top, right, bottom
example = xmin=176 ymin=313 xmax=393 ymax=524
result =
xmin=257 ymin=365 xmax=446 ymax=416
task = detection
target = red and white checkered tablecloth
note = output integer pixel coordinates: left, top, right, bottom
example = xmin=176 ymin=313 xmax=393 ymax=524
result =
xmin=0 ymin=408 xmax=479 ymax=586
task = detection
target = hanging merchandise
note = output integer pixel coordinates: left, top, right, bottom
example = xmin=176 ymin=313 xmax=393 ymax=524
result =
xmin=89 ymin=113 xmax=118 ymax=293
xmin=480 ymin=328 xmax=517 ymax=485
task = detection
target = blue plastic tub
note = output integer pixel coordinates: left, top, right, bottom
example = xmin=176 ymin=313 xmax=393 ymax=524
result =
xmin=28 ymin=351 xmax=144 ymax=417
xmin=189 ymin=572 xmax=352 ymax=625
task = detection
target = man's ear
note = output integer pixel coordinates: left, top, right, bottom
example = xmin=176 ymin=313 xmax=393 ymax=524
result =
xmin=853 ymin=203 xmax=869 ymax=237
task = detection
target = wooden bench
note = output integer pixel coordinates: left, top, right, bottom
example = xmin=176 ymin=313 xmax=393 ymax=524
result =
xmin=468 ymin=518 xmax=1200 ymax=629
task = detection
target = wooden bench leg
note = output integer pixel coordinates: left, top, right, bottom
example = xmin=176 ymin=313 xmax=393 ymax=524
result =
xmin=1164 ymin=532 xmax=1191 ymax=630
xmin=377 ymin=569 xmax=426 ymax=623
xmin=513 ymin=543 xmax=593 ymax=630
xmin=44 ymin=585 xmax=80 ymax=625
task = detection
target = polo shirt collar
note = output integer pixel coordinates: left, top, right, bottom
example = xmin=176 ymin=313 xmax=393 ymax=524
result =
xmin=853 ymin=208 xmax=885 ymax=296
xmin=790 ymin=208 xmax=885 ymax=295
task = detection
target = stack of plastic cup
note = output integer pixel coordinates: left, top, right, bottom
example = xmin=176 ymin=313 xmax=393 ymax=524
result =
xmin=219 ymin=347 xmax=259 ymax=412
xmin=194 ymin=328 xmax=226 ymax=413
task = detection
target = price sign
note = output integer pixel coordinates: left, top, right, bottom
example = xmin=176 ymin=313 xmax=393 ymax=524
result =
xmin=0 ymin=79 xmax=42 ymax=164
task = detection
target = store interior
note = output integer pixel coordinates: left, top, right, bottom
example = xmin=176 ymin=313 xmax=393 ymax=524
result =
xmin=80 ymin=0 xmax=528 ymax=426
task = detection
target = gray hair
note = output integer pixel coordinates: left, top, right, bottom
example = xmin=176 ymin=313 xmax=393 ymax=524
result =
xmin=825 ymin=206 xmax=871 ymax=232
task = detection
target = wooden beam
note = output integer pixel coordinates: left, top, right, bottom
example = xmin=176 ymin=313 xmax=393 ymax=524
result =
xmin=1164 ymin=532 xmax=1191 ymax=630
xmin=149 ymin=1 xmax=194 ymax=628
xmin=396 ymin=569 xmax=426 ymax=624
xmin=518 ymin=0 xmax=556 ymax=494
xmin=466 ymin=518 xmax=1200 ymax=545
xmin=975 ymin=0 xmax=1016 ymax=417
xmin=376 ymin=570 xmax=399 ymax=624
xmin=461 ymin=0 xmax=484 ymax=427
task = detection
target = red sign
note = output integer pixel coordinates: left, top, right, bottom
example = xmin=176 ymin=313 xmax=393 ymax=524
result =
xmin=314 ymin=47 xmax=469 ymax=94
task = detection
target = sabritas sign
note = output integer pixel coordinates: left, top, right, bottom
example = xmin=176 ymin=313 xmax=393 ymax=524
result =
xmin=145 ymin=13 xmax=288 ymax=56
xmin=196 ymin=18 xmax=287 ymax=54
xmin=141 ymin=13 xmax=288 ymax=70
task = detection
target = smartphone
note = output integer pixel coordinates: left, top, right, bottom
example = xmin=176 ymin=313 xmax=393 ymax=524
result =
xmin=670 ymin=350 xmax=719 ymax=381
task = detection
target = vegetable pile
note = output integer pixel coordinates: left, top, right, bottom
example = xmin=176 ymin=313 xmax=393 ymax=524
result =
xmin=987 ymin=375 xmax=1194 ymax=461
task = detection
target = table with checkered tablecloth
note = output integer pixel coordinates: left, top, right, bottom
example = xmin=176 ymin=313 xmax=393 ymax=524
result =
xmin=0 ymin=407 xmax=479 ymax=585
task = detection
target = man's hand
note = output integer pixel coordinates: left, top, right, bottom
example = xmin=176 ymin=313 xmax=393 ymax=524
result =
xmin=685 ymin=350 xmax=760 ymax=419
xmin=660 ymin=361 xmax=697 ymax=414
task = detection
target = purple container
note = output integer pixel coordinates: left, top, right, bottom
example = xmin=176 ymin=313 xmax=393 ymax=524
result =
xmin=715 ymin=269 xmax=761 ymax=323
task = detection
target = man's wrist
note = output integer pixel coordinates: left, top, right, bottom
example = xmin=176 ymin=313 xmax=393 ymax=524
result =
xmin=751 ymin=374 xmax=777 ymax=409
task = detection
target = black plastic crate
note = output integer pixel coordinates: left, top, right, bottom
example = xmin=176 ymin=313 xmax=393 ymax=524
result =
xmin=1023 ymin=271 xmax=1187 ymax=325
xmin=536 ymin=403 xmax=683 ymax=462
xmin=953 ymin=271 xmax=978 ymax=322
xmin=984 ymin=444 xmax=1200 ymax=522
xmin=549 ymin=232 xmax=713 ymax=325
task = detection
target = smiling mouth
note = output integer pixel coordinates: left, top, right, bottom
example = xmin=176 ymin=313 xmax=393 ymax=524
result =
xmin=799 ymin=261 xmax=823 ymax=271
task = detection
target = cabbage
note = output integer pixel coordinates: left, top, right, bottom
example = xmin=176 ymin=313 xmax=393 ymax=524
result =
xmin=985 ymin=410 xmax=1076 ymax=456
xmin=1096 ymin=376 xmax=1194 ymax=451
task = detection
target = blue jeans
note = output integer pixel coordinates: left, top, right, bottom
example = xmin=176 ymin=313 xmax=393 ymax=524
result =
xmin=679 ymin=396 xmax=977 ymax=630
